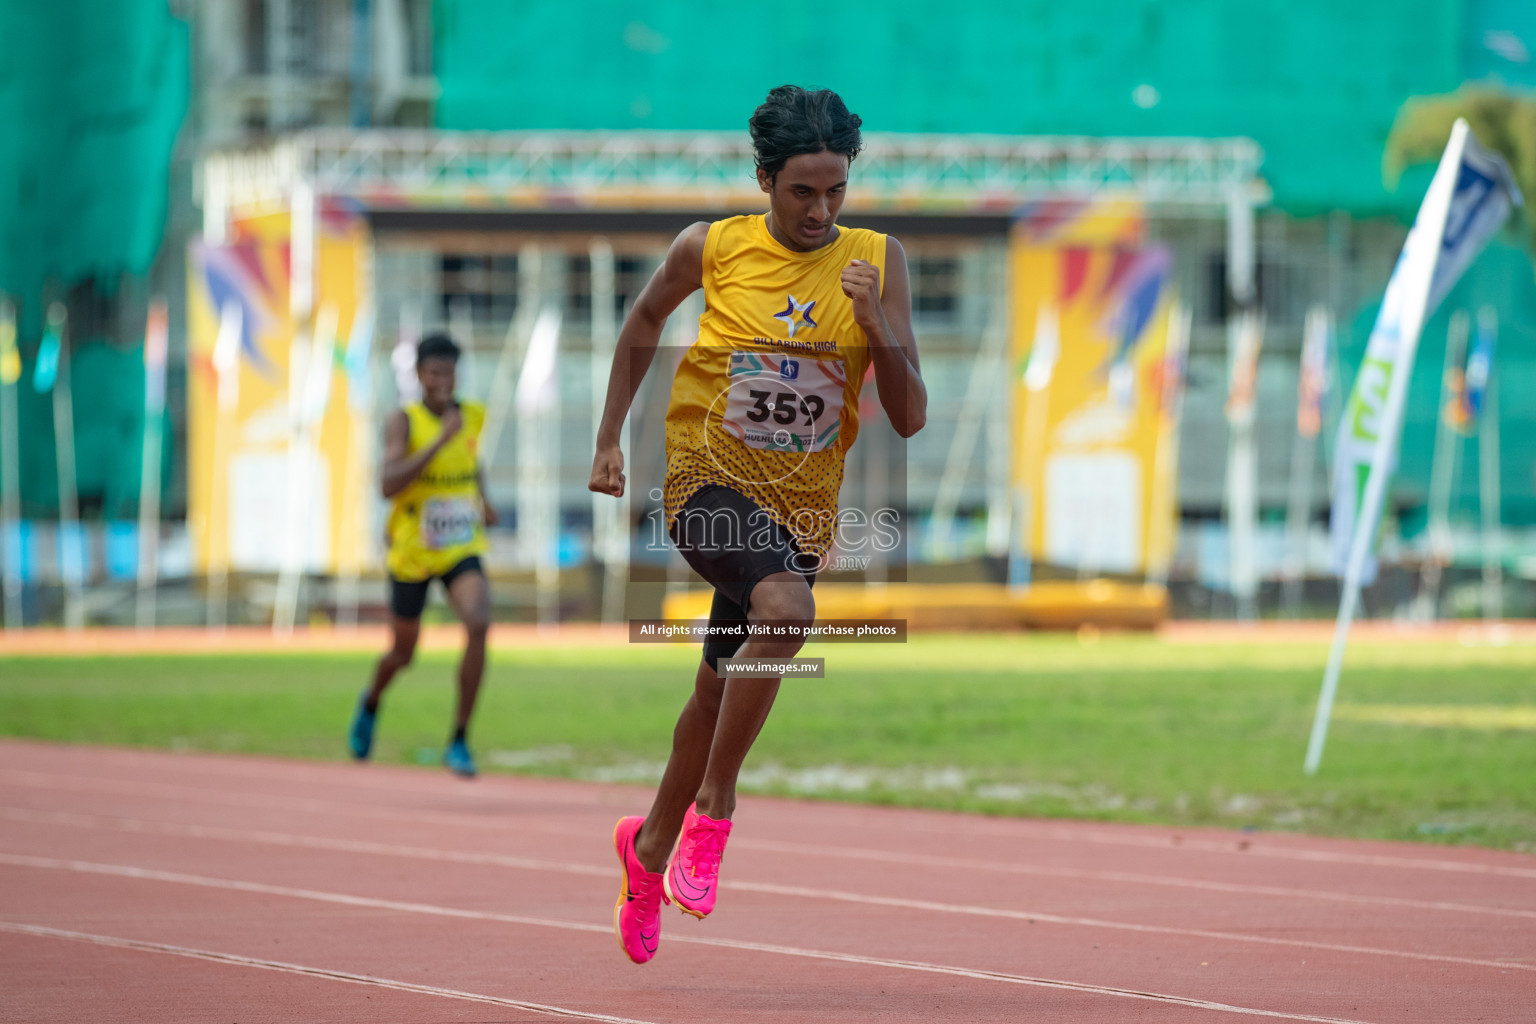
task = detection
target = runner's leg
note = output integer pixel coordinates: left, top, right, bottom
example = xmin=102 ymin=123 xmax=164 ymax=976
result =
xmin=693 ymin=570 xmax=812 ymax=822
xmin=633 ymin=486 xmax=812 ymax=867
xmin=634 ymin=657 xmax=726 ymax=873
xmin=368 ymin=576 xmax=428 ymax=709
xmin=444 ymin=563 xmax=491 ymax=733
xmin=367 ymin=615 xmax=420 ymax=709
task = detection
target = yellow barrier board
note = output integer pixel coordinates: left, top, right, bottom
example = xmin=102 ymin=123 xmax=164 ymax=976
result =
xmin=662 ymin=581 xmax=1168 ymax=632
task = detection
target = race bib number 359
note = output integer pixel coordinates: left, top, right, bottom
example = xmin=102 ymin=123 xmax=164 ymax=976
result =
xmin=421 ymin=497 xmax=478 ymax=550
xmin=721 ymin=352 xmax=846 ymax=452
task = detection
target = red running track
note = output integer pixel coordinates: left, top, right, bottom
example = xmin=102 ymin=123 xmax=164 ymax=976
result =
xmin=0 ymin=739 xmax=1532 ymax=1023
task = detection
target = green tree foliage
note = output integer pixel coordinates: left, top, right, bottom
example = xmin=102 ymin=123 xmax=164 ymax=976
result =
xmin=1384 ymin=87 xmax=1536 ymax=247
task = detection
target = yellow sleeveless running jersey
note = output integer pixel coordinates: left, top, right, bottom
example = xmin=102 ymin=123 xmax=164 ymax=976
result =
xmin=386 ymin=400 xmax=488 ymax=582
xmin=664 ymin=214 xmax=887 ymax=560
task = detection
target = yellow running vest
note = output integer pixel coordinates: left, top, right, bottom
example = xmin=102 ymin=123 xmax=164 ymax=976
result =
xmin=386 ymin=400 xmax=488 ymax=582
xmin=664 ymin=214 xmax=887 ymax=559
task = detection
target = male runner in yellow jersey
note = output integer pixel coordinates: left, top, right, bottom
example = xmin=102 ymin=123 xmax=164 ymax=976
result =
xmin=348 ymin=332 xmax=498 ymax=778
xmin=590 ymin=85 xmax=926 ymax=963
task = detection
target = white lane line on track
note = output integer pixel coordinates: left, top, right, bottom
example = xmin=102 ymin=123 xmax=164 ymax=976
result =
xmin=0 ymin=768 xmax=565 ymax=834
xmin=3 ymin=749 xmax=608 ymax=805
xmin=6 ymin=764 xmax=1536 ymax=883
xmin=731 ymin=881 xmax=1536 ymax=973
xmin=0 ymin=857 xmax=1381 ymax=1024
xmin=4 ymin=798 xmax=1533 ymax=928
xmin=740 ymin=838 xmax=1536 ymax=921
xmin=883 ymin=815 xmax=1536 ymax=879
xmin=0 ymin=921 xmax=659 ymax=1024
xmin=0 ymin=806 xmax=613 ymax=876
xmin=11 ymin=820 xmax=1525 ymax=974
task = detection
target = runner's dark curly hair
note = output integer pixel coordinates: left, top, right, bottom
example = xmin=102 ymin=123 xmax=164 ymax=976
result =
xmin=748 ymin=85 xmax=863 ymax=182
xmin=416 ymin=331 xmax=461 ymax=367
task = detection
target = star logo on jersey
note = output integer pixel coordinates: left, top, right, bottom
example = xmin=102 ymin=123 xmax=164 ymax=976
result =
xmin=773 ymin=295 xmax=817 ymax=339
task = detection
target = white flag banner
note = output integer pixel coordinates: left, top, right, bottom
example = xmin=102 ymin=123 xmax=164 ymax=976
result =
xmin=1307 ymin=121 xmax=1523 ymax=776
xmin=1224 ymin=311 xmax=1263 ymax=427
xmin=213 ymin=300 xmax=243 ymax=412
xmin=515 ymin=307 xmax=562 ymax=414
xmin=344 ymin=306 xmax=376 ymax=413
xmin=1296 ymin=306 xmax=1332 ymax=441
xmin=1023 ymin=303 xmax=1059 ymax=392
xmin=302 ymin=304 xmax=339 ymax=426
xmin=392 ymin=303 xmax=423 ymax=405
xmin=1329 ymin=121 xmax=1521 ymax=581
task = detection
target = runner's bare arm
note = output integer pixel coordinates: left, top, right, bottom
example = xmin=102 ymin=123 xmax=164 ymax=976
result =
xmin=476 ymin=465 xmax=499 ymax=527
xmin=381 ymin=407 xmax=459 ymax=498
xmin=589 ymin=221 xmax=709 ymax=498
xmin=841 ymin=237 xmax=926 ymax=437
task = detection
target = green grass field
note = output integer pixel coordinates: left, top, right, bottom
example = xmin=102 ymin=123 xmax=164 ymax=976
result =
xmin=2 ymin=634 xmax=1533 ymax=851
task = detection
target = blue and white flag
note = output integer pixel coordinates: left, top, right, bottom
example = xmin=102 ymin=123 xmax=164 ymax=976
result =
xmin=1329 ymin=121 xmax=1522 ymax=580
xmin=1460 ymin=307 xmax=1497 ymax=427
xmin=302 ymin=304 xmax=339 ymax=426
xmin=1296 ymin=306 xmax=1332 ymax=441
xmin=344 ymin=306 xmax=375 ymax=412
xmin=32 ymin=304 xmax=66 ymax=394
xmin=143 ymin=300 xmax=169 ymax=414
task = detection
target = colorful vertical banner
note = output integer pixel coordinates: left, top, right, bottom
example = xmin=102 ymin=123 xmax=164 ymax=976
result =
xmin=1225 ymin=313 xmax=1263 ymax=427
xmin=515 ymin=307 xmax=562 ymax=415
xmin=1296 ymin=306 xmax=1332 ymax=440
xmin=1146 ymin=302 xmax=1190 ymax=583
xmin=0 ymin=302 xmax=18 ymax=386
xmin=144 ymin=300 xmax=169 ymax=414
xmin=1224 ymin=311 xmax=1263 ymax=612
xmin=344 ymin=305 xmax=376 ymax=412
xmin=391 ymin=306 xmax=423 ymax=406
xmin=0 ymin=299 xmax=21 ymax=632
xmin=32 ymin=304 xmax=64 ymax=393
xmin=1445 ymin=305 xmax=1496 ymax=433
xmin=1308 ymin=120 xmax=1522 ymax=775
xmin=136 ymin=299 xmax=170 ymax=631
xmin=1328 ymin=124 xmax=1521 ymax=580
xmin=303 ymin=303 xmax=340 ymax=427
xmin=186 ymin=202 xmax=375 ymax=576
xmin=212 ymin=300 xmax=243 ymax=411
xmin=1008 ymin=201 xmax=1178 ymax=575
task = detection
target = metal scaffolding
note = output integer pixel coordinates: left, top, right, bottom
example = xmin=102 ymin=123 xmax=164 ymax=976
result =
xmin=203 ymin=129 xmax=1267 ymax=229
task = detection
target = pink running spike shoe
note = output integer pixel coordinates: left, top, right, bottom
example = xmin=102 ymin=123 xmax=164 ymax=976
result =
xmin=612 ymin=816 xmax=665 ymax=963
xmin=663 ymin=802 xmax=732 ymax=919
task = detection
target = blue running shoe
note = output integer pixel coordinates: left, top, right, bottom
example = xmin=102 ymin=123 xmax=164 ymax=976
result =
xmin=348 ymin=692 xmax=377 ymax=760
xmin=444 ymin=736 xmax=477 ymax=778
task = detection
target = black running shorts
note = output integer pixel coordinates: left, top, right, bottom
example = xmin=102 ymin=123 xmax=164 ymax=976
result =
xmin=668 ymin=485 xmax=817 ymax=670
xmin=389 ymin=555 xmax=484 ymax=620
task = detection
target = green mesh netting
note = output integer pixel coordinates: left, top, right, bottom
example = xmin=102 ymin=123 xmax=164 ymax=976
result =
xmin=0 ymin=1 xmax=187 ymax=514
xmin=0 ymin=2 xmax=188 ymax=322
xmin=431 ymin=0 xmax=1500 ymax=213
xmin=7 ymin=341 xmax=170 ymax=518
